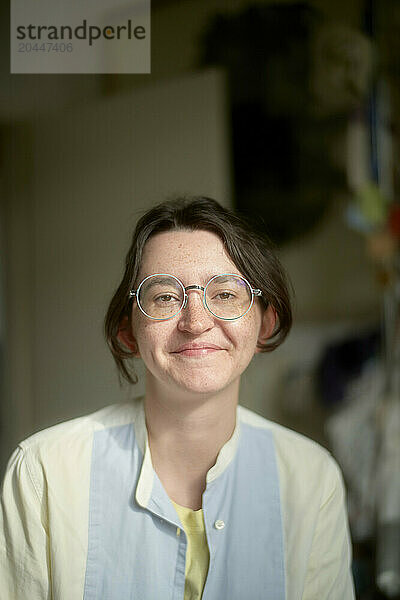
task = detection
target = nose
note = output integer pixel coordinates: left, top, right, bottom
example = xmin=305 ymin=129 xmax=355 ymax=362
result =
xmin=177 ymin=290 xmax=214 ymax=334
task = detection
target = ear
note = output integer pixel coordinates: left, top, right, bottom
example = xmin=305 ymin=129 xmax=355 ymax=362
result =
xmin=117 ymin=316 xmax=140 ymax=357
xmin=255 ymin=305 xmax=277 ymax=353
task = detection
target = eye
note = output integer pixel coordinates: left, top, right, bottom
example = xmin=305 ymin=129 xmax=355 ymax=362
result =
xmin=154 ymin=294 xmax=180 ymax=303
xmin=213 ymin=290 xmax=236 ymax=301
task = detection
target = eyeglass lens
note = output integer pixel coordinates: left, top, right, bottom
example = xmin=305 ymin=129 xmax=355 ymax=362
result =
xmin=137 ymin=274 xmax=253 ymax=320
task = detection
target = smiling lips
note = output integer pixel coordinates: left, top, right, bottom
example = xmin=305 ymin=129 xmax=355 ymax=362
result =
xmin=171 ymin=343 xmax=225 ymax=357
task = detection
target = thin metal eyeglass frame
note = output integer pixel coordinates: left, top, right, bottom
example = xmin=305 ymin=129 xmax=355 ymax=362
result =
xmin=128 ymin=273 xmax=262 ymax=321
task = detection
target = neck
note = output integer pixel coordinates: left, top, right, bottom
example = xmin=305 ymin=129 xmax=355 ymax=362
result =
xmin=144 ymin=374 xmax=239 ymax=508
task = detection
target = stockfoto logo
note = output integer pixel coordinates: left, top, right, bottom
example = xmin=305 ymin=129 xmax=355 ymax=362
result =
xmin=11 ymin=0 xmax=151 ymax=74
xmin=16 ymin=19 xmax=147 ymax=46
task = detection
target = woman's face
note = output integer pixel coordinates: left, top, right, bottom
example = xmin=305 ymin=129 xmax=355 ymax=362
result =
xmin=125 ymin=229 xmax=275 ymax=398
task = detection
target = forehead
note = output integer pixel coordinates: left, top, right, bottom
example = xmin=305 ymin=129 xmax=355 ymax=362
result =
xmin=139 ymin=229 xmax=239 ymax=280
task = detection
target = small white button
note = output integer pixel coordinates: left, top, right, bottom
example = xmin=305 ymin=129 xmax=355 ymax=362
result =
xmin=214 ymin=519 xmax=225 ymax=530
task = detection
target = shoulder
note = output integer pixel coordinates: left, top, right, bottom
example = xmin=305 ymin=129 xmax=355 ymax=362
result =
xmin=237 ymin=405 xmax=342 ymax=500
xmin=14 ymin=399 xmax=143 ymax=469
xmin=3 ymin=400 xmax=144 ymax=508
xmin=238 ymin=404 xmax=331 ymax=460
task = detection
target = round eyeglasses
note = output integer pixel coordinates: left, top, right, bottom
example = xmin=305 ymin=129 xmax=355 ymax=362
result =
xmin=129 ymin=273 xmax=262 ymax=321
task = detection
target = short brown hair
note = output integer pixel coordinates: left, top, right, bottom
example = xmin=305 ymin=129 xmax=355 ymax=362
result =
xmin=104 ymin=196 xmax=293 ymax=383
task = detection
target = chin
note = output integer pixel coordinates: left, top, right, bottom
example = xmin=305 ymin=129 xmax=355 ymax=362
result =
xmin=169 ymin=372 xmax=236 ymax=397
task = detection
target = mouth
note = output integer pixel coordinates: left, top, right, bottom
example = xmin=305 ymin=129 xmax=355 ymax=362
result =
xmin=171 ymin=343 xmax=225 ymax=357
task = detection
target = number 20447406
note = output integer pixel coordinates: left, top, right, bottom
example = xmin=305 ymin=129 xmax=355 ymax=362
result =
xmin=18 ymin=42 xmax=73 ymax=52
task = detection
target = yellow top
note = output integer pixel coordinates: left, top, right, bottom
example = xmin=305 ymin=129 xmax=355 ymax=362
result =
xmin=171 ymin=500 xmax=210 ymax=600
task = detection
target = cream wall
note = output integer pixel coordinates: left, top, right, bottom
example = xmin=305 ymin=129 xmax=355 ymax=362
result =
xmin=1 ymin=70 xmax=231 ymax=468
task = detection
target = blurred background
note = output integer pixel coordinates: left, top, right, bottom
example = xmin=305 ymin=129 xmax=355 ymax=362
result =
xmin=1 ymin=0 xmax=400 ymax=597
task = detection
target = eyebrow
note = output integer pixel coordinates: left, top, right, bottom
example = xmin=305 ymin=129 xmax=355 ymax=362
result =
xmin=211 ymin=275 xmax=241 ymax=283
xmin=143 ymin=276 xmax=181 ymax=287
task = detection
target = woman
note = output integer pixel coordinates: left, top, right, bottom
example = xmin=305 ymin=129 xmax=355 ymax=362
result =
xmin=0 ymin=197 xmax=354 ymax=599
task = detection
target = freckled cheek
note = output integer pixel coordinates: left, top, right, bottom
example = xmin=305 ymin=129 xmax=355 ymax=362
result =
xmin=224 ymin=314 xmax=260 ymax=349
xmin=132 ymin=320 xmax=171 ymax=361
